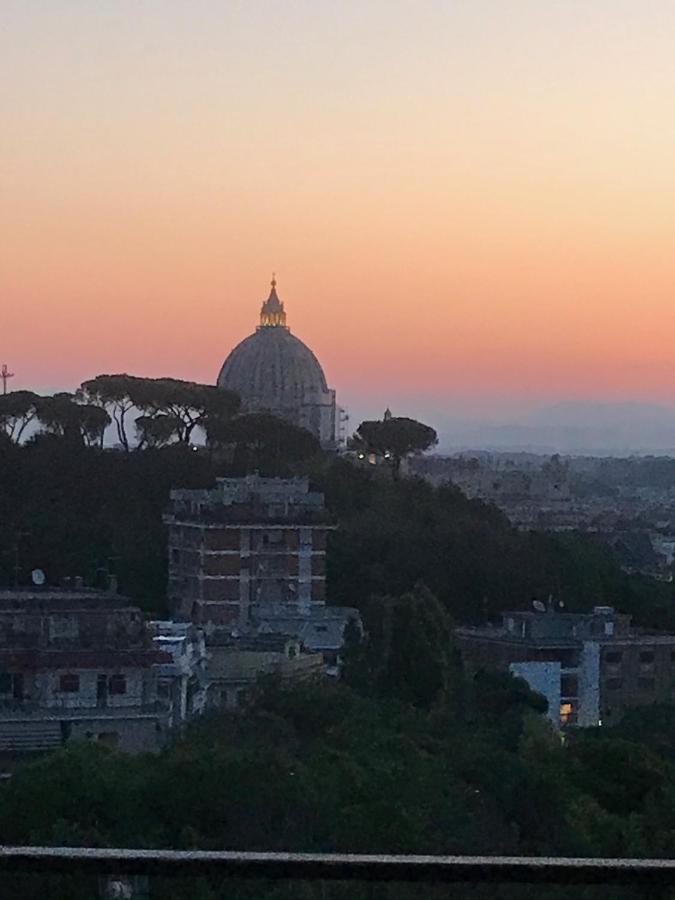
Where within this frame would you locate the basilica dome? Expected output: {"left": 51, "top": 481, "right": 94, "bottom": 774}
{"left": 217, "top": 279, "right": 337, "bottom": 446}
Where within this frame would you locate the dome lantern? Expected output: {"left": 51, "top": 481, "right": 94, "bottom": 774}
{"left": 259, "top": 275, "right": 287, "bottom": 329}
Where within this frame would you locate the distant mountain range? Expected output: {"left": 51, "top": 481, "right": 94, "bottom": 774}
{"left": 434, "top": 402, "right": 675, "bottom": 456}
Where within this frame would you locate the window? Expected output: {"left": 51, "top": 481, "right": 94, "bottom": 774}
{"left": 561, "top": 675, "right": 578, "bottom": 697}
{"left": 605, "top": 678, "right": 622, "bottom": 690}
{"left": 108, "top": 674, "right": 127, "bottom": 695}
{"left": 639, "top": 650, "right": 655, "bottom": 664}
{"left": 560, "top": 702, "right": 577, "bottom": 726}
{"left": 59, "top": 673, "right": 80, "bottom": 693}
{"left": 638, "top": 677, "right": 656, "bottom": 691}
{"left": 557, "top": 649, "right": 580, "bottom": 668}
{"left": 49, "top": 616, "right": 79, "bottom": 641}
{"left": 0, "top": 673, "right": 12, "bottom": 694}
{"left": 604, "top": 651, "right": 622, "bottom": 664}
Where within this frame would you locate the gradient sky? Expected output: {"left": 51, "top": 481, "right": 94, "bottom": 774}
{"left": 3, "top": 1, "right": 675, "bottom": 428}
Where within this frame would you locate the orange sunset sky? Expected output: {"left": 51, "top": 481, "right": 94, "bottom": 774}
{"left": 3, "top": 1, "right": 675, "bottom": 429}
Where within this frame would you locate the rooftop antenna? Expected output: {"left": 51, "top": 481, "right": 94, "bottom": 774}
{"left": 1, "top": 364, "right": 14, "bottom": 395}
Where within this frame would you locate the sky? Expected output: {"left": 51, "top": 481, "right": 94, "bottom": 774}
{"left": 3, "top": 1, "right": 675, "bottom": 437}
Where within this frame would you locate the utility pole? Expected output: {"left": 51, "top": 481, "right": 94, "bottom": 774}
{"left": 1, "top": 364, "right": 14, "bottom": 395}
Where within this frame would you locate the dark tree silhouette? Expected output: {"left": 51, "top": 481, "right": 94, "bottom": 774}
{"left": 0, "top": 390, "right": 40, "bottom": 442}
{"left": 352, "top": 415, "right": 438, "bottom": 477}
{"left": 36, "top": 394, "right": 111, "bottom": 447}
{"left": 78, "top": 374, "right": 140, "bottom": 450}
{"left": 205, "top": 412, "right": 320, "bottom": 474}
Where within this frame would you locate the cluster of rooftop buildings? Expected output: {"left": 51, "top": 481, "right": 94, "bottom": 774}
{"left": 4, "top": 470, "right": 675, "bottom": 757}
{"left": 457, "top": 604, "right": 675, "bottom": 729}
{"left": 413, "top": 455, "right": 675, "bottom": 580}
{"left": 0, "top": 476, "right": 358, "bottom": 756}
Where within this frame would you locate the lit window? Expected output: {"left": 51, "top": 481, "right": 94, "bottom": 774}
{"left": 560, "top": 702, "right": 574, "bottom": 725}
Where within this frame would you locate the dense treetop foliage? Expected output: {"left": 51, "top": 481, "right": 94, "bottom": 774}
{"left": 2, "top": 654, "right": 675, "bottom": 898}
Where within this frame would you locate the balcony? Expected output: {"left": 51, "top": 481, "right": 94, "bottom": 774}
{"left": 1, "top": 847, "right": 675, "bottom": 897}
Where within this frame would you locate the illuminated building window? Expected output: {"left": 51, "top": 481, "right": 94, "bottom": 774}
{"left": 560, "top": 702, "right": 575, "bottom": 725}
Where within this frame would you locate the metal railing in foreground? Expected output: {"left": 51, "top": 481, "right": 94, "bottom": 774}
{"left": 0, "top": 847, "right": 675, "bottom": 887}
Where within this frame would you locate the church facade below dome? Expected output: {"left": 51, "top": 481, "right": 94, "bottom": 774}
{"left": 217, "top": 279, "right": 339, "bottom": 447}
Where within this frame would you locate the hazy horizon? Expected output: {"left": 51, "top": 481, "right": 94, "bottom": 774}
{"left": 15, "top": 369, "right": 675, "bottom": 455}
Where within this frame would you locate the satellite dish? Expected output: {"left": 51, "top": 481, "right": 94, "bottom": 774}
{"left": 31, "top": 568, "right": 46, "bottom": 586}
{"left": 532, "top": 600, "right": 546, "bottom": 613}
{"left": 558, "top": 600, "right": 565, "bottom": 609}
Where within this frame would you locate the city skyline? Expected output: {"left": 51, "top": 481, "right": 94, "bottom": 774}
{"left": 4, "top": 2, "right": 675, "bottom": 440}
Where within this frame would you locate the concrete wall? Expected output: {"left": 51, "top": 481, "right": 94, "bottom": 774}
{"left": 509, "top": 661, "right": 561, "bottom": 726}
{"left": 578, "top": 641, "right": 601, "bottom": 727}
{"left": 68, "top": 716, "right": 163, "bottom": 753}
{"left": 40, "top": 669, "right": 148, "bottom": 709}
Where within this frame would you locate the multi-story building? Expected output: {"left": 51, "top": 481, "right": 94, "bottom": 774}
{"left": 456, "top": 605, "right": 675, "bottom": 728}
{"left": 0, "top": 586, "right": 173, "bottom": 754}
{"left": 165, "top": 475, "right": 335, "bottom": 626}
{"left": 165, "top": 475, "right": 360, "bottom": 678}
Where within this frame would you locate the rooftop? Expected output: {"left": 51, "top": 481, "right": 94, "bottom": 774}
{"left": 0, "top": 588, "right": 136, "bottom": 612}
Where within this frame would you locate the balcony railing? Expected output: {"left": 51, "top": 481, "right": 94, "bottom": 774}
{"left": 2, "top": 847, "right": 675, "bottom": 893}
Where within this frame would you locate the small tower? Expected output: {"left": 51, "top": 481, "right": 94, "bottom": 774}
{"left": 258, "top": 276, "right": 288, "bottom": 329}
{"left": 383, "top": 407, "right": 393, "bottom": 421}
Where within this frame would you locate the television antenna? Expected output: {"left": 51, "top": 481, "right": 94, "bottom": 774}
{"left": 1, "top": 364, "right": 14, "bottom": 395}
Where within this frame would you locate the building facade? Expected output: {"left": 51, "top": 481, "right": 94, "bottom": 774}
{"left": 0, "top": 587, "right": 173, "bottom": 754}
{"left": 217, "top": 278, "right": 341, "bottom": 447}
{"left": 457, "top": 606, "right": 675, "bottom": 728}
{"left": 204, "top": 632, "right": 324, "bottom": 710}
{"left": 166, "top": 475, "right": 334, "bottom": 626}
{"left": 165, "top": 475, "right": 360, "bottom": 680}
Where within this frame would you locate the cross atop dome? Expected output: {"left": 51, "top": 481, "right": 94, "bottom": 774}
{"left": 259, "top": 274, "right": 288, "bottom": 329}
